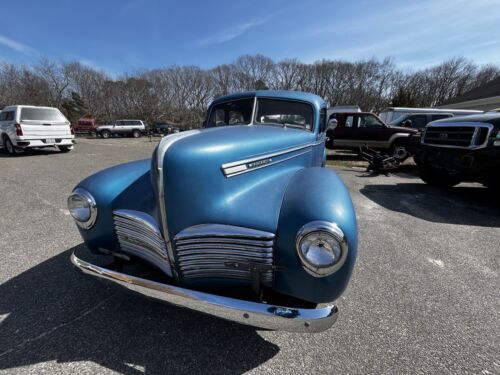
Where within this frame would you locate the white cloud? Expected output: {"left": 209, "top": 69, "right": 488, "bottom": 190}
{"left": 0, "top": 34, "right": 36, "bottom": 54}
{"left": 301, "top": 0, "right": 500, "bottom": 68}
{"left": 195, "top": 17, "right": 271, "bottom": 47}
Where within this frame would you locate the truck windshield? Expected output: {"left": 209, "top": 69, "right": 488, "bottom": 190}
{"left": 207, "top": 98, "right": 313, "bottom": 131}
{"left": 21, "top": 108, "right": 68, "bottom": 123}
{"left": 207, "top": 99, "right": 254, "bottom": 127}
{"left": 255, "top": 99, "right": 313, "bottom": 131}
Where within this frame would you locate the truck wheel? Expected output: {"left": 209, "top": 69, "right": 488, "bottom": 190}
{"left": 4, "top": 137, "right": 18, "bottom": 156}
{"left": 419, "top": 165, "right": 460, "bottom": 188}
{"left": 101, "top": 130, "right": 111, "bottom": 139}
{"left": 59, "top": 145, "right": 73, "bottom": 153}
{"left": 132, "top": 130, "right": 141, "bottom": 138}
{"left": 390, "top": 142, "right": 409, "bottom": 161}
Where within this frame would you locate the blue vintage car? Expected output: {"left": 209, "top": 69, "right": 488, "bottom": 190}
{"left": 68, "top": 90, "right": 358, "bottom": 332}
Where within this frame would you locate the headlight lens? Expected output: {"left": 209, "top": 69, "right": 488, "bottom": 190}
{"left": 296, "top": 221, "right": 348, "bottom": 277}
{"left": 67, "top": 188, "right": 97, "bottom": 229}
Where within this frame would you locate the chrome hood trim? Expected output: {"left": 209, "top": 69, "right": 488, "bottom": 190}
{"left": 221, "top": 143, "right": 313, "bottom": 178}
{"left": 156, "top": 130, "right": 201, "bottom": 279}
{"left": 71, "top": 249, "right": 338, "bottom": 332}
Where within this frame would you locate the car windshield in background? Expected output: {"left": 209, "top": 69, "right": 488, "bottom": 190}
{"left": 21, "top": 108, "right": 67, "bottom": 122}
{"left": 256, "top": 99, "right": 313, "bottom": 131}
{"left": 207, "top": 99, "right": 253, "bottom": 127}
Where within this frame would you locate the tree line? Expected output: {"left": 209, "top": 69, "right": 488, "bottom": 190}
{"left": 0, "top": 55, "right": 498, "bottom": 128}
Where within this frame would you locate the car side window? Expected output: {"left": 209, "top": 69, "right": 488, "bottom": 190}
{"left": 5, "top": 111, "right": 14, "bottom": 121}
{"left": 408, "top": 115, "right": 428, "bottom": 128}
{"left": 345, "top": 115, "right": 356, "bottom": 128}
{"left": 431, "top": 114, "right": 450, "bottom": 121}
{"left": 358, "top": 114, "right": 384, "bottom": 128}
{"left": 0, "top": 112, "right": 6, "bottom": 121}
{"left": 319, "top": 108, "right": 327, "bottom": 133}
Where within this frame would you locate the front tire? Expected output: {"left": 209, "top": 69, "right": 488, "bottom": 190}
{"left": 419, "top": 165, "right": 460, "bottom": 188}
{"left": 132, "top": 130, "right": 141, "bottom": 138}
{"left": 100, "top": 130, "right": 112, "bottom": 139}
{"left": 390, "top": 141, "right": 409, "bottom": 161}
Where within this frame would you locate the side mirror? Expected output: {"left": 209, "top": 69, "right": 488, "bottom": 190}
{"left": 327, "top": 119, "right": 338, "bottom": 131}
{"left": 402, "top": 119, "right": 412, "bottom": 127}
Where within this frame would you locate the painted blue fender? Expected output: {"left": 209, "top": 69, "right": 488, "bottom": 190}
{"left": 74, "top": 159, "right": 156, "bottom": 252}
{"left": 274, "top": 167, "right": 358, "bottom": 303}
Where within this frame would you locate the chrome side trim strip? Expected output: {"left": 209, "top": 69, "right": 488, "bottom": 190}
{"left": 156, "top": 130, "right": 201, "bottom": 279}
{"left": 221, "top": 143, "right": 314, "bottom": 178}
{"left": 71, "top": 250, "right": 338, "bottom": 332}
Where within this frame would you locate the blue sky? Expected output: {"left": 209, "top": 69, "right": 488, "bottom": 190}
{"left": 1, "top": 0, "right": 499, "bottom": 75}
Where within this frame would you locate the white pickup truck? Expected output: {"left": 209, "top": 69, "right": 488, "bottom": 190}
{"left": 0, "top": 105, "right": 75, "bottom": 155}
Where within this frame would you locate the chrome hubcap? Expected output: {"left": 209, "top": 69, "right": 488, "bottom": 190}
{"left": 393, "top": 146, "right": 407, "bottom": 160}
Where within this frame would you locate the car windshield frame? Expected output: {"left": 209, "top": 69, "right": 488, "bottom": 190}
{"left": 254, "top": 98, "right": 314, "bottom": 132}
{"left": 206, "top": 97, "right": 315, "bottom": 132}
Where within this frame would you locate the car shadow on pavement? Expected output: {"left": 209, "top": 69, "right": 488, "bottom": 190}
{"left": 360, "top": 183, "right": 500, "bottom": 227}
{"left": 0, "top": 148, "right": 63, "bottom": 158}
{"left": 0, "top": 244, "right": 279, "bottom": 374}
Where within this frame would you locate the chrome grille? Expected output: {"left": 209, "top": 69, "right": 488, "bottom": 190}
{"left": 174, "top": 224, "right": 275, "bottom": 285}
{"left": 423, "top": 123, "right": 493, "bottom": 149}
{"left": 113, "top": 209, "right": 169, "bottom": 261}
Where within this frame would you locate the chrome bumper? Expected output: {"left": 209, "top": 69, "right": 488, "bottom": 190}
{"left": 71, "top": 250, "right": 338, "bottom": 333}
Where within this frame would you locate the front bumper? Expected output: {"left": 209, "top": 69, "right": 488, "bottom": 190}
{"left": 71, "top": 250, "right": 338, "bottom": 333}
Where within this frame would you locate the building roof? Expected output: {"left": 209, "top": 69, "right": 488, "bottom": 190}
{"left": 443, "top": 76, "right": 500, "bottom": 105}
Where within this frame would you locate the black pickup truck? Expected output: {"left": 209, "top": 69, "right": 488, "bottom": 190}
{"left": 416, "top": 113, "right": 500, "bottom": 191}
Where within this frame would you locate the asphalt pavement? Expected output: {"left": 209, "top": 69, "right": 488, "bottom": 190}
{"left": 0, "top": 138, "right": 498, "bottom": 374}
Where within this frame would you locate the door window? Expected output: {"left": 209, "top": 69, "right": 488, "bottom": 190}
{"left": 358, "top": 114, "right": 384, "bottom": 128}
{"left": 319, "top": 108, "right": 326, "bottom": 133}
{"left": 431, "top": 114, "right": 451, "bottom": 121}
{"left": 408, "top": 115, "right": 428, "bottom": 129}
{"left": 5, "top": 111, "right": 14, "bottom": 121}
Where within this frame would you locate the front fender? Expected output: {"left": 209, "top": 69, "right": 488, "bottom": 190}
{"left": 73, "top": 159, "right": 155, "bottom": 252}
{"left": 274, "top": 167, "right": 358, "bottom": 303}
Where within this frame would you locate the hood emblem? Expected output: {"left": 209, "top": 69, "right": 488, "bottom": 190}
{"left": 247, "top": 158, "right": 272, "bottom": 169}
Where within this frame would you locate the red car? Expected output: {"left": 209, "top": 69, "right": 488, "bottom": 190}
{"left": 72, "top": 118, "right": 99, "bottom": 136}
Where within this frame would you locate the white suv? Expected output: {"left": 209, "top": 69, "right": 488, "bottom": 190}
{"left": 97, "top": 120, "right": 146, "bottom": 138}
{"left": 0, "top": 105, "right": 75, "bottom": 155}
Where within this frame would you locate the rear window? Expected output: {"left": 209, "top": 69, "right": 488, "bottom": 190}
{"left": 21, "top": 108, "right": 67, "bottom": 122}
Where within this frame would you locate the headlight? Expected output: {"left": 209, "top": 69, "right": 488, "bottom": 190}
{"left": 295, "top": 221, "right": 348, "bottom": 277}
{"left": 67, "top": 188, "right": 97, "bottom": 229}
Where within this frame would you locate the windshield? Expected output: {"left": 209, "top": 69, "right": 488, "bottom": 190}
{"left": 207, "top": 99, "right": 253, "bottom": 127}
{"left": 207, "top": 98, "right": 313, "bottom": 132}
{"left": 21, "top": 107, "right": 68, "bottom": 123}
{"left": 255, "top": 99, "right": 313, "bottom": 131}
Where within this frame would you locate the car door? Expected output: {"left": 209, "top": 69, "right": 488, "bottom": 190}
{"left": 114, "top": 120, "right": 126, "bottom": 134}
{"left": 330, "top": 114, "right": 359, "bottom": 147}
{"left": 355, "top": 113, "right": 388, "bottom": 147}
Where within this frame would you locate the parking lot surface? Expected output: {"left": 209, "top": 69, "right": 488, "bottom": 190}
{"left": 1, "top": 138, "right": 498, "bottom": 374}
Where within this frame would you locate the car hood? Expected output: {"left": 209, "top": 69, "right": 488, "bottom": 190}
{"left": 387, "top": 125, "right": 418, "bottom": 133}
{"left": 158, "top": 125, "right": 315, "bottom": 236}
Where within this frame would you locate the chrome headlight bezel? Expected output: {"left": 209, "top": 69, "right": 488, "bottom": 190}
{"left": 295, "top": 221, "right": 348, "bottom": 277}
{"left": 67, "top": 188, "right": 97, "bottom": 230}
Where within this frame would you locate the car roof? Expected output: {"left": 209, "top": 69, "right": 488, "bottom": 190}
{"left": 432, "top": 113, "right": 500, "bottom": 125}
{"left": 2, "top": 105, "right": 59, "bottom": 110}
{"left": 211, "top": 90, "right": 326, "bottom": 109}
